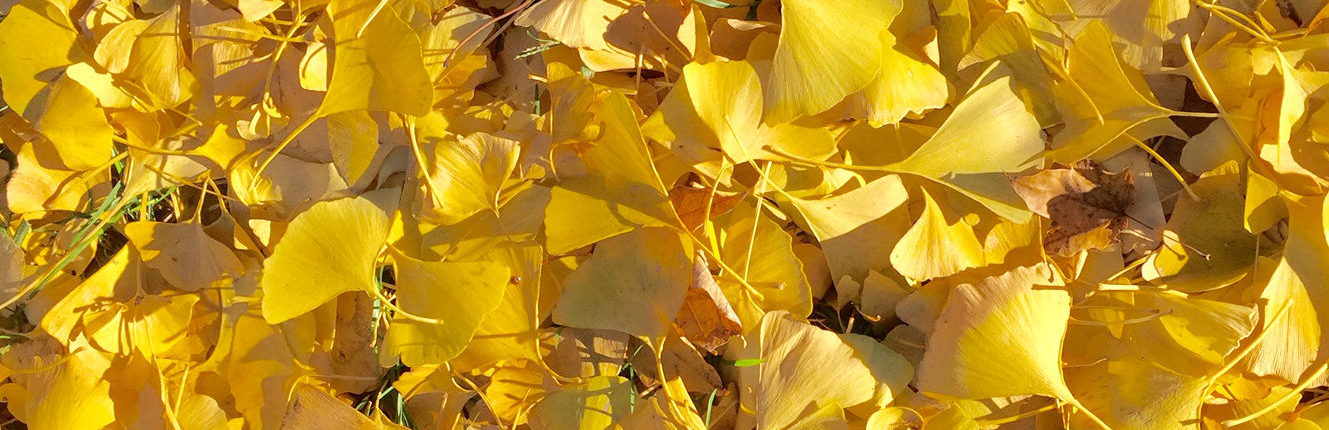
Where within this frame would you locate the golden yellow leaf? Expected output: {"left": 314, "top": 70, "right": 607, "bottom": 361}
{"left": 0, "top": 0, "right": 82, "bottom": 117}
{"left": 23, "top": 345, "right": 117, "bottom": 430}
{"left": 789, "top": 175, "right": 910, "bottom": 282}
{"left": 124, "top": 221, "right": 244, "bottom": 292}
{"left": 450, "top": 244, "right": 546, "bottom": 371}
{"left": 281, "top": 386, "right": 380, "bottom": 429}
{"left": 382, "top": 255, "right": 510, "bottom": 366}
{"left": 320, "top": 0, "right": 432, "bottom": 116}
{"left": 544, "top": 92, "right": 676, "bottom": 254}
{"left": 1143, "top": 162, "right": 1257, "bottom": 291}
{"left": 712, "top": 199, "right": 813, "bottom": 332}
{"left": 889, "top": 189, "right": 985, "bottom": 282}
{"left": 28, "top": 76, "right": 114, "bottom": 171}
{"left": 528, "top": 375, "right": 634, "bottom": 430}
{"left": 643, "top": 60, "right": 835, "bottom": 166}
{"left": 261, "top": 196, "right": 390, "bottom": 323}
{"left": 1065, "top": 354, "right": 1209, "bottom": 430}
{"left": 765, "top": 0, "right": 897, "bottom": 122}
{"left": 735, "top": 311, "right": 880, "bottom": 429}
{"left": 552, "top": 227, "right": 692, "bottom": 338}
{"left": 916, "top": 265, "right": 1072, "bottom": 400}
{"left": 419, "top": 131, "right": 520, "bottom": 224}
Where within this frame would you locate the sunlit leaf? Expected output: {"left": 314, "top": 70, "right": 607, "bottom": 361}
{"left": 261, "top": 196, "right": 390, "bottom": 323}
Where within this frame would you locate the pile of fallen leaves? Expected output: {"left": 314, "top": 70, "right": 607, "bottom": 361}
{"left": 2, "top": 0, "right": 1329, "bottom": 427}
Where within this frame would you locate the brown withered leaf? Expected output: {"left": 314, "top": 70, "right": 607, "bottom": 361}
{"left": 668, "top": 185, "right": 746, "bottom": 231}
{"left": 672, "top": 253, "right": 742, "bottom": 353}
{"left": 1014, "top": 161, "right": 1135, "bottom": 256}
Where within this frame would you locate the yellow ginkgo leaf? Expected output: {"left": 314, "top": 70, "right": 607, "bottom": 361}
{"left": 419, "top": 6, "right": 494, "bottom": 77}
{"left": 125, "top": 5, "right": 197, "bottom": 108}
{"left": 784, "top": 401, "right": 849, "bottom": 430}
{"left": 1063, "top": 18, "right": 1166, "bottom": 114}
{"left": 5, "top": 142, "right": 100, "bottom": 217}
{"left": 1143, "top": 162, "right": 1257, "bottom": 291}
{"left": 282, "top": 385, "right": 380, "bottom": 429}
{"left": 889, "top": 189, "right": 985, "bottom": 282}
{"left": 544, "top": 327, "right": 631, "bottom": 379}
{"left": 552, "top": 227, "right": 692, "bottom": 338}
{"left": 1124, "top": 292, "right": 1256, "bottom": 377}
{"left": 865, "top": 407, "right": 924, "bottom": 430}
{"left": 841, "top": 333, "right": 914, "bottom": 411}
{"left": 203, "top": 297, "right": 302, "bottom": 429}
{"left": 789, "top": 175, "right": 909, "bottom": 283}
{"left": 0, "top": 382, "right": 27, "bottom": 424}
{"left": 450, "top": 244, "right": 546, "bottom": 371}
{"left": 81, "top": 291, "right": 200, "bottom": 358}
{"left": 320, "top": 0, "right": 432, "bottom": 116}
{"left": 40, "top": 247, "right": 138, "bottom": 345}
{"left": 1064, "top": 353, "right": 1209, "bottom": 430}
{"left": 916, "top": 265, "right": 1073, "bottom": 400}
{"left": 858, "top": 270, "right": 913, "bottom": 322}
{"left": 230, "top": 154, "right": 351, "bottom": 220}
{"left": 1046, "top": 21, "right": 1181, "bottom": 164}
{"left": 405, "top": 184, "right": 549, "bottom": 262}
{"left": 1238, "top": 196, "right": 1327, "bottom": 383}
{"left": 544, "top": 69, "right": 600, "bottom": 145}
{"left": 513, "top": 0, "right": 631, "bottom": 50}
{"left": 857, "top": 16, "right": 949, "bottom": 126}
{"left": 91, "top": 5, "right": 197, "bottom": 109}
{"left": 545, "top": 92, "right": 676, "bottom": 254}
{"left": 90, "top": 7, "right": 146, "bottom": 74}
{"left": 235, "top": 0, "right": 283, "bottom": 21}
{"left": 382, "top": 255, "right": 510, "bottom": 367}
{"left": 260, "top": 196, "right": 390, "bottom": 324}
{"left": 325, "top": 110, "right": 380, "bottom": 187}
{"left": 419, "top": 131, "right": 520, "bottom": 225}
{"left": 643, "top": 60, "right": 835, "bottom": 166}
{"left": 23, "top": 344, "right": 117, "bottom": 430}
{"left": 175, "top": 394, "right": 228, "bottom": 430}
{"left": 886, "top": 72, "right": 1042, "bottom": 177}
{"left": 930, "top": 0, "right": 971, "bottom": 74}
{"left": 575, "top": 0, "right": 699, "bottom": 73}
{"left": 0, "top": 0, "right": 82, "bottom": 117}
{"left": 123, "top": 149, "right": 210, "bottom": 200}
{"left": 736, "top": 311, "right": 879, "bottom": 429}
{"left": 124, "top": 221, "right": 244, "bottom": 292}
{"left": 713, "top": 199, "right": 813, "bottom": 332}
{"left": 913, "top": 399, "right": 991, "bottom": 430}
{"left": 1205, "top": 381, "right": 1301, "bottom": 430}
{"left": 765, "top": 0, "right": 898, "bottom": 122}
{"left": 528, "top": 375, "right": 634, "bottom": 430}
{"left": 28, "top": 75, "right": 114, "bottom": 171}
{"left": 868, "top": 69, "right": 1038, "bottom": 222}
{"left": 1257, "top": 54, "right": 1329, "bottom": 195}
{"left": 960, "top": 12, "right": 1058, "bottom": 125}
{"left": 1244, "top": 166, "right": 1286, "bottom": 233}
{"left": 482, "top": 360, "right": 558, "bottom": 426}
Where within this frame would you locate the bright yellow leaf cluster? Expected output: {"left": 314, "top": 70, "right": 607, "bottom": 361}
{"left": 1, "top": 0, "right": 1329, "bottom": 428}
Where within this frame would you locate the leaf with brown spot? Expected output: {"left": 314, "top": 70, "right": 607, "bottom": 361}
{"left": 668, "top": 185, "right": 746, "bottom": 231}
{"left": 672, "top": 253, "right": 742, "bottom": 354}
{"left": 1015, "top": 161, "right": 1135, "bottom": 256}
